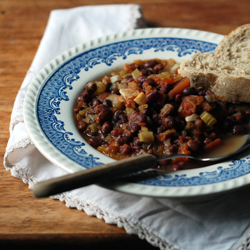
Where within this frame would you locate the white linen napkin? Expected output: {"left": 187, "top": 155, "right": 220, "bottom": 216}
{"left": 4, "top": 4, "right": 250, "bottom": 250}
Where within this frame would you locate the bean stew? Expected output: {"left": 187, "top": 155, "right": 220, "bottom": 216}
{"left": 74, "top": 58, "right": 250, "bottom": 171}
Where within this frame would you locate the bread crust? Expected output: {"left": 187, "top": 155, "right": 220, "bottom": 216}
{"left": 215, "top": 23, "right": 250, "bottom": 57}
{"left": 212, "top": 76, "right": 250, "bottom": 103}
{"left": 178, "top": 24, "right": 250, "bottom": 103}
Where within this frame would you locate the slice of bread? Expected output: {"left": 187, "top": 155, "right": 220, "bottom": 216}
{"left": 178, "top": 24, "right": 250, "bottom": 103}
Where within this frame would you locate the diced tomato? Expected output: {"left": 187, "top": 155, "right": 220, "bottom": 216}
{"left": 150, "top": 74, "right": 161, "bottom": 84}
{"left": 104, "top": 143, "right": 119, "bottom": 154}
{"left": 123, "top": 63, "right": 136, "bottom": 72}
{"left": 111, "top": 129, "right": 124, "bottom": 137}
{"left": 98, "top": 92, "right": 110, "bottom": 101}
{"left": 202, "top": 102, "right": 212, "bottom": 111}
{"left": 157, "top": 132, "right": 167, "bottom": 142}
{"left": 160, "top": 75, "right": 175, "bottom": 85}
{"left": 171, "top": 142, "right": 191, "bottom": 164}
{"left": 179, "top": 95, "right": 204, "bottom": 117}
{"left": 178, "top": 142, "right": 191, "bottom": 155}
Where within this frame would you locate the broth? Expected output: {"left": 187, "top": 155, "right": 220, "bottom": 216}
{"left": 202, "top": 135, "right": 248, "bottom": 158}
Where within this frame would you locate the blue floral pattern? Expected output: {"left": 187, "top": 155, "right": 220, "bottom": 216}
{"left": 36, "top": 37, "right": 250, "bottom": 187}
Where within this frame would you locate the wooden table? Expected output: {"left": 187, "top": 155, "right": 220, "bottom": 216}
{"left": 1, "top": 0, "right": 250, "bottom": 249}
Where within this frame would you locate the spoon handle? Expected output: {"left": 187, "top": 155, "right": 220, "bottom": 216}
{"left": 32, "top": 154, "right": 157, "bottom": 198}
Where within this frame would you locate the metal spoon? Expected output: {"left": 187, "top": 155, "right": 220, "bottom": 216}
{"left": 32, "top": 139, "right": 250, "bottom": 198}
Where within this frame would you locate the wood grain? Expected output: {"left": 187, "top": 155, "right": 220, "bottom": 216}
{"left": 1, "top": 0, "right": 250, "bottom": 249}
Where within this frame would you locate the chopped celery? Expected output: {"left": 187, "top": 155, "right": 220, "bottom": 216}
{"left": 134, "top": 92, "right": 147, "bottom": 105}
{"left": 131, "top": 68, "right": 142, "bottom": 80}
{"left": 110, "top": 82, "right": 118, "bottom": 90}
{"left": 97, "top": 145, "right": 106, "bottom": 152}
{"left": 162, "top": 71, "right": 171, "bottom": 77}
{"left": 125, "top": 107, "right": 134, "bottom": 116}
{"left": 110, "top": 75, "right": 121, "bottom": 83}
{"left": 79, "top": 107, "right": 90, "bottom": 116}
{"left": 119, "top": 70, "right": 127, "bottom": 77}
{"left": 88, "top": 123, "right": 98, "bottom": 133}
{"left": 138, "top": 104, "right": 148, "bottom": 111}
{"left": 140, "top": 149, "right": 147, "bottom": 154}
{"left": 158, "top": 72, "right": 171, "bottom": 79}
{"left": 118, "top": 81, "right": 127, "bottom": 90}
{"left": 86, "top": 113, "right": 97, "bottom": 122}
{"left": 145, "top": 85, "right": 152, "bottom": 92}
{"left": 105, "top": 94, "right": 124, "bottom": 110}
{"left": 139, "top": 131, "right": 154, "bottom": 143}
{"left": 120, "top": 89, "right": 139, "bottom": 100}
{"left": 122, "top": 73, "right": 132, "bottom": 79}
{"left": 104, "top": 135, "right": 112, "bottom": 142}
{"left": 200, "top": 111, "right": 217, "bottom": 127}
{"left": 181, "top": 130, "right": 187, "bottom": 136}
{"left": 93, "top": 81, "right": 106, "bottom": 96}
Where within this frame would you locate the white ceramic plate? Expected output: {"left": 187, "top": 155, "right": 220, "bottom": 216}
{"left": 23, "top": 28, "right": 250, "bottom": 198}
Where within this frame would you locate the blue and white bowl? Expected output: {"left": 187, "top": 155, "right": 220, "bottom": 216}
{"left": 23, "top": 28, "right": 250, "bottom": 197}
